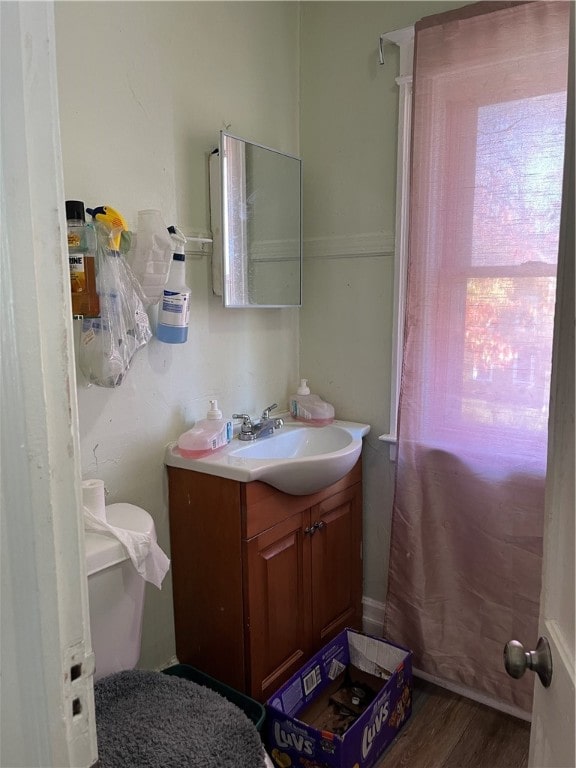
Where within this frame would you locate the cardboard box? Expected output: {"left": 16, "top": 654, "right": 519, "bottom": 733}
{"left": 266, "top": 629, "right": 412, "bottom": 768}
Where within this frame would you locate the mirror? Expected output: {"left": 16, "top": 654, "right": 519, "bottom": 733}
{"left": 210, "top": 131, "right": 302, "bottom": 308}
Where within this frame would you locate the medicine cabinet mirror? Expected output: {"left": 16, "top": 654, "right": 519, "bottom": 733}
{"left": 210, "top": 131, "right": 302, "bottom": 308}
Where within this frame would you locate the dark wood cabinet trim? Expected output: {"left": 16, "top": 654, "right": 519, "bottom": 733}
{"left": 167, "top": 460, "right": 363, "bottom": 701}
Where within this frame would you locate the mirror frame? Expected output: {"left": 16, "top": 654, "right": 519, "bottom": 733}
{"left": 218, "top": 131, "right": 303, "bottom": 309}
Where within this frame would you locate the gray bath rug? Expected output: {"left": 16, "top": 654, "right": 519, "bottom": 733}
{"left": 94, "top": 669, "right": 266, "bottom": 768}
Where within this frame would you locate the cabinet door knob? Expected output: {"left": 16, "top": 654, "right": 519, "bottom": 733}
{"left": 304, "top": 525, "right": 316, "bottom": 536}
{"left": 315, "top": 520, "right": 326, "bottom": 531}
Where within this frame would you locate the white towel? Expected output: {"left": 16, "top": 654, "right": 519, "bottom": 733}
{"left": 82, "top": 479, "right": 170, "bottom": 589}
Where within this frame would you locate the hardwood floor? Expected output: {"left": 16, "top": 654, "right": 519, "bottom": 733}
{"left": 376, "top": 678, "right": 531, "bottom": 768}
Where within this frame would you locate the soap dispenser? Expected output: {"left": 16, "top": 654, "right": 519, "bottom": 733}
{"left": 176, "top": 400, "right": 233, "bottom": 458}
{"left": 289, "top": 379, "right": 335, "bottom": 426}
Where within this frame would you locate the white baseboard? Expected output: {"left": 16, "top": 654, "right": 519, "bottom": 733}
{"left": 413, "top": 667, "right": 531, "bottom": 722}
{"left": 161, "top": 599, "right": 530, "bottom": 722}
{"left": 362, "top": 595, "right": 386, "bottom": 637}
{"left": 360, "top": 596, "right": 531, "bottom": 722}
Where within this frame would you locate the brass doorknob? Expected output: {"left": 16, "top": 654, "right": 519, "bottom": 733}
{"left": 504, "top": 636, "right": 553, "bottom": 688}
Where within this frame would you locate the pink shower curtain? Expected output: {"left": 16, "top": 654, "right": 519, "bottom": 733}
{"left": 383, "top": 1, "right": 569, "bottom": 713}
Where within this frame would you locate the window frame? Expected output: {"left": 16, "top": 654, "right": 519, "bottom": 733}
{"left": 377, "top": 27, "right": 414, "bottom": 461}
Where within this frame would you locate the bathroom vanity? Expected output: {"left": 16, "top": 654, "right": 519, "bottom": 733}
{"left": 166, "top": 462, "right": 363, "bottom": 702}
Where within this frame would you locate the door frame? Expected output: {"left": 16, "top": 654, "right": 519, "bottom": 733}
{"left": 0, "top": 3, "right": 97, "bottom": 766}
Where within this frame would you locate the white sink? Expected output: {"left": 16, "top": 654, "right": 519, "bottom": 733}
{"left": 165, "top": 419, "right": 370, "bottom": 495}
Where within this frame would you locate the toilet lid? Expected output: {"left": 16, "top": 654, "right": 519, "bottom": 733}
{"left": 85, "top": 502, "right": 156, "bottom": 576}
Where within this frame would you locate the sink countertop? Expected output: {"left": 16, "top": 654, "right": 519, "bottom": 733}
{"left": 164, "top": 419, "right": 370, "bottom": 495}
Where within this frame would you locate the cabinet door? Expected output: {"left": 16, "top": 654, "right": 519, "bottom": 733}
{"left": 310, "top": 485, "right": 363, "bottom": 645}
{"left": 244, "top": 511, "right": 313, "bottom": 702}
{"left": 167, "top": 469, "right": 246, "bottom": 691}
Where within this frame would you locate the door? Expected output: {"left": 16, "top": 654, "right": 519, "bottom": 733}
{"left": 1, "top": 2, "right": 97, "bottom": 766}
{"left": 528, "top": 20, "right": 575, "bottom": 766}
{"left": 310, "top": 485, "right": 363, "bottom": 644}
{"left": 245, "top": 510, "right": 313, "bottom": 701}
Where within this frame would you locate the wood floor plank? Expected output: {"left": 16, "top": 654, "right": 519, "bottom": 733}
{"left": 444, "top": 702, "right": 530, "bottom": 768}
{"left": 375, "top": 679, "right": 530, "bottom": 768}
{"left": 376, "top": 681, "right": 478, "bottom": 768}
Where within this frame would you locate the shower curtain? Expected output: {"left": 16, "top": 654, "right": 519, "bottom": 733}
{"left": 383, "top": 1, "right": 570, "bottom": 714}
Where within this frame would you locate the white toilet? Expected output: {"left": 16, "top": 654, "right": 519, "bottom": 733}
{"left": 85, "top": 502, "right": 155, "bottom": 680}
{"left": 85, "top": 503, "right": 275, "bottom": 767}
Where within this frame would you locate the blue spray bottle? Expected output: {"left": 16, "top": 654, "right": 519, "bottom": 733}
{"left": 156, "top": 226, "right": 190, "bottom": 343}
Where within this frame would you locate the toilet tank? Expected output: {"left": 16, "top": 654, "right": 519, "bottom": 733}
{"left": 85, "top": 503, "right": 156, "bottom": 681}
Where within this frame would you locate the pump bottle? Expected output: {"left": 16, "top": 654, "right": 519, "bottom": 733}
{"left": 290, "top": 379, "right": 335, "bottom": 426}
{"left": 156, "top": 226, "right": 190, "bottom": 343}
{"left": 176, "top": 400, "right": 233, "bottom": 458}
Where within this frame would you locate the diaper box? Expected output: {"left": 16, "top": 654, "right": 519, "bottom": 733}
{"left": 266, "top": 628, "right": 412, "bottom": 768}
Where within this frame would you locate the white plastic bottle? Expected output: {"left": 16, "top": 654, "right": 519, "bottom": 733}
{"left": 176, "top": 400, "right": 233, "bottom": 458}
{"left": 156, "top": 226, "right": 190, "bottom": 343}
{"left": 289, "top": 379, "right": 335, "bottom": 426}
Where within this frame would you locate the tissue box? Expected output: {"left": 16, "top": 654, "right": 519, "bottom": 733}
{"left": 265, "top": 629, "right": 412, "bottom": 768}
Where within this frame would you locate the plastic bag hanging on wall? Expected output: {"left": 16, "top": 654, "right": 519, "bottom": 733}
{"left": 129, "top": 209, "right": 174, "bottom": 307}
{"left": 79, "top": 220, "right": 151, "bottom": 387}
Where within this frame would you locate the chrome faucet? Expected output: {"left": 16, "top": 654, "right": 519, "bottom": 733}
{"left": 233, "top": 403, "right": 284, "bottom": 441}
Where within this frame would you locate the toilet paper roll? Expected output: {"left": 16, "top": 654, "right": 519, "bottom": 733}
{"left": 82, "top": 479, "right": 106, "bottom": 521}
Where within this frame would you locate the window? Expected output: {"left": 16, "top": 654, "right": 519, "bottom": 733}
{"left": 416, "top": 59, "right": 567, "bottom": 462}
{"left": 381, "top": 15, "right": 568, "bottom": 466}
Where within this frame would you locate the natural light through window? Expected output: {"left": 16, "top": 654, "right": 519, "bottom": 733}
{"left": 386, "top": 0, "right": 570, "bottom": 713}
{"left": 461, "top": 92, "right": 566, "bottom": 438}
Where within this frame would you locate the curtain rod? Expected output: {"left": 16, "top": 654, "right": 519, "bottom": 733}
{"left": 379, "top": 26, "right": 414, "bottom": 68}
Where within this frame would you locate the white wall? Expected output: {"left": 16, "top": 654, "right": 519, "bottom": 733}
{"left": 54, "top": 0, "right": 472, "bottom": 669}
{"left": 299, "top": 1, "right": 471, "bottom": 610}
{"left": 54, "top": 1, "right": 300, "bottom": 670}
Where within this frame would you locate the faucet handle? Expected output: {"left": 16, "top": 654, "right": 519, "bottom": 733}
{"left": 232, "top": 413, "right": 253, "bottom": 428}
{"left": 261, "top": 403, "right": 278, "bottom": 419}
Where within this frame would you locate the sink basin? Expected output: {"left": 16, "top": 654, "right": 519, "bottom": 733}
{"left": 165, "top": 419, "right": 370, "bottom": 495}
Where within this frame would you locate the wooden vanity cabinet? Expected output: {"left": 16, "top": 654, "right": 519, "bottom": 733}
{"left": 166, "top": 461, "right": 363, "bottom": 702}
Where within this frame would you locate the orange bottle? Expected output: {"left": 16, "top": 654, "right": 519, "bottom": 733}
{"left": 66, "top": 200, "right": 100, "bottom": 318}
